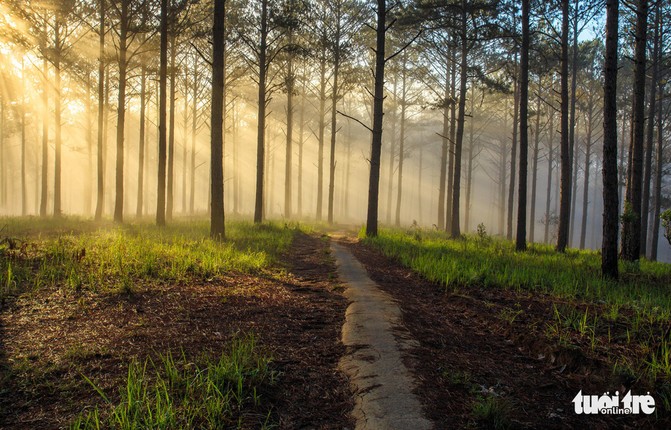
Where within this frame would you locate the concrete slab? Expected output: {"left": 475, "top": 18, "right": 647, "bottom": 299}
{"left": 331, "top": 242, "right": 433, "bottom": 430}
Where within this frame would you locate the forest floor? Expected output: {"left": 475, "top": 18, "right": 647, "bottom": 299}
{"left": 0, "top": 222, "right": 670, "bottom": 429}
{"left": 0, "top": 230, "right": 354, "bottom": 429}
{"left": 345, "top": 236, "right": 670, "bottom": 429}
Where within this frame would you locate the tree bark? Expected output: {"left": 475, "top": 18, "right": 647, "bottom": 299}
{"left": 641, "top": 3, "right": 660, "bottom": 256}
{"left": 254, "top": 0, "right": 268, "bottom": 223}
{"left": 621, "top": 0, "right": 647, "bottom": 261}
{"left": 602, "top": 0, "right": 619, "bottom": 279}
{"left": 285, "top": 35, "right": 295, "bottom": 219}
{"left": 297, "top": 71, "right": 306, "bottom": 217}
{"left": 40, "top": 51, "right": 49, "bottom": 217}
{"left": 386, "top": 75, "right": 397, "bottom": 225}
{"left": 113, "top": 0, "right": 128, "bottom": 224}
{"left": 544, "top": 101, "right": 554, "bottom": 244}
{"left": 167, "top": 31, "right": 177, "bottom": 222}
{"left": 316, "top": 48, "right": 327, "bottom": 221}
{"left": 446, "top": 42, "right": 457, "bottom": 232}
{"left": 650, "top": 81, "right": 664, "bottom": 260}
{"left": 450, "top": 5, "right": 468, "bottom": 238}
{"left": 182, "top": 68, "right": 188, "bottom": 214}
{"left": 437, "top": 53, "right": 450, "bottom": 230}
{"left": 556, "top": 0, "right": 571, "bottom": 252}
{"left": 507, "top": 54, "right": 519, "bottom": 241}
{"left": 20, "top": 58, "right": 26, "bottom": 216}
{"left": 53, "top": 16, "right": 62, "bottom": 217}
{"left": 394, "top": 53, "right": 408, "bottom": 227}
{"left": 210, "top": 0, "right": 226, "bottom": 239}
{"left": 137, "top": 63, "right": 147, "bottom": 218}
{"left": 530, "top": 77, "right": 541, "bottom": 243}
{"left": 190, "top": 52, "right": 198, "bottom": 214}
{"left": 580, "top": 93, "right": 594, "bottom": 249}
{"left": 515, "top": 0, "right": 529, "bottom": 251}
{"left": 569, "top": 130, "right": 579, "bottom": 245}
{"left": 327, "top": 55, "right": 339, "bottom": 224}
{"left": 365, "top": 0, "right": 386, "bottom": 237}
{"left": 0, "top": 98, "right": 4, "bottom": 208}
{"left": 567, "top": 0, "right": 579, "bottom": 244}
{"left": 465, "top": 85, "right": 475, "bottom": 232}
{"left": 156, "top": 0, "right": 169, "bottom": 226}
{"left": 94, "top": 0, "right": 105, "bottom": 221}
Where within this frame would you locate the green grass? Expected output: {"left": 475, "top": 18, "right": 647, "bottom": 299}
{"left": 364, "top": 228, "right": 671, "bottom": 382}
{"left": 71, "top": 334, "right": 275, "bottom": 429}
{"left": 472, "top": 396, "right": 512, "bottom": 429}
{"left": 0, "top": 217, "right": 296, "bottom": 297}
{"left": 362, "top": 228, "right": 671, "bottom": 321}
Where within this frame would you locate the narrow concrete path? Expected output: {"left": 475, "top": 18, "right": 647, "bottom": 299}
{"left": 331, "top": 242, "right": 433, "bottom": 430}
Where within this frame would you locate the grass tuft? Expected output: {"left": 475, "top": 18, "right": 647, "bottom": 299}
{"left": 0, "top": 218, "right": 296, "bottom": 298}
{"left": 70, "top": 334, "right": 275, "bottom": 430}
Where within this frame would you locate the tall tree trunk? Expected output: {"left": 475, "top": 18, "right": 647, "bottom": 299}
{"left": 386, "top": 75, "right": 397, "bottom": 225}
{"left": 190, "top": 53, "right": 198, "bottom": 215}
{"left": 437, "top": 53, "right": 450, "bottom": 230}
{"left": 40, "top": 53, "right": 49, "bottom": 217}
{"left": 580, "top": 95, "right": 594, "bottom": 249}
{"left": 650, "top": 81, "right": 664, "bottom": 261}
{"left": 465, "top": 85, "right": 475, "bottom": 232}
{"left": 569, "top": 133, "right": 579, "bottom": 245}
{"left": 621, "top": 0, "right": 647, "bottom": 261}
{"left": 285, "top": 57, "right": 294, "bottom": 220}
{"left": 328, "top": 36, "right": 341, "bottom": 224}
{"left": 210, "top": 0, "right": 226, "bottom": 239}
{"left": 446, "top": 44, "right": 457, "bottom": 232}
{"left": 137, "top": 63, "right": 147, "bottom": 218}
{"left": 618, "top": 105, "right": 627, "bottom": 205}
{"left": 0, "top": 97, "right": 4, "bottom": 209}
{"left": 54, "top": 17, "right": 62, "bottom": 217}
{"left": 450, "top": 7, "right": 468, "bottom": 238}
{"left": 316, "top": 49, "right": 327, "bottom": 221}
{"left": 499, "top": 98, "right": 508, "bottom": 235}
{"left": 156, "top": 0, "right": 169, "bottom": 226}
{"left": 556, "top": 0, "right": 570, "bottom": 252}
{"left": 515, "top": 0, "right": 529, "bottom": 251}
{"left": 530, "top": 77, "right": 541, "bottom": 243}
{"left": 394, "top": 54, "right": 407, "bottom": 227}
{"left": 20, "top": 58, "right": 26, "bottom": 216}
{"left": 86, "top": 72, "right": 93, "bottom": 215}
{"left": 365, "top": 0, "right": 386, "bottom": 237}
{"left": 641, "top": 3, "right": 660, "bottom": 256}
{"left": 182, "top": 68, "right": 188, "bottom": 214}
{"left": 167, "top": 32, "right": 177, "bottom": 221}
{"left": 296, "top": 74, "right": 307, "bottom": 218}
{"left": 499, "top": 141, "right": 507, "bottom": 234}
{"left": 232, "top": 101, "right": 239, "bottom": 215}
{"left": 567, "top": 0, "right": 579, "bottom": 244}
{"left": 297, "top": 72, "right": 306, "bottom": 217}
{"left": 544, "top": 102, "right": 554, "bottom": 244}
{"left": 94, "top": 0, "right": 105, "bottom": 220}
{"left": 254, "top": 0, "right": 268, "bottom": 223}
{"left": 602, "top": 0, "right": 619, "bottom": 279}
{"left": 507, "top": 55, "right": 519, "bottom": 241}
{"left": 113, "top": 0, "right": 128, "bottom": 224}
{"left": 418, "top": 143, "right": 423, "bottom": 224}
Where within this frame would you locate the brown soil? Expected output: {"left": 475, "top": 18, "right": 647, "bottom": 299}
{"left": 2, "top": 228, "right": 669, "bottom": 430}
{"left": 0, "top": 232, "right": 353, "bottom": 429}
{"left": 345, "top": 238, "right": 670, "bottom": 430}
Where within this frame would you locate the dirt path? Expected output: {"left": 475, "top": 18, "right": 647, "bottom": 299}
{"left": 331, "top": 242, "right": 433, "bottom": 430}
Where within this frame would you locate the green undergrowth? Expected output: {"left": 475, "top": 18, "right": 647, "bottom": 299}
{"left": 363, "top": 228, "right": 671, "bottom": 321}
{"left": 71, "top": 334, "right": 275, "bottom": 429}
{"left": 0, "top": 217, "right": 296, "bottom": 297}
{"left": 364, "top": 227, "right": 671, "bottom": 390}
